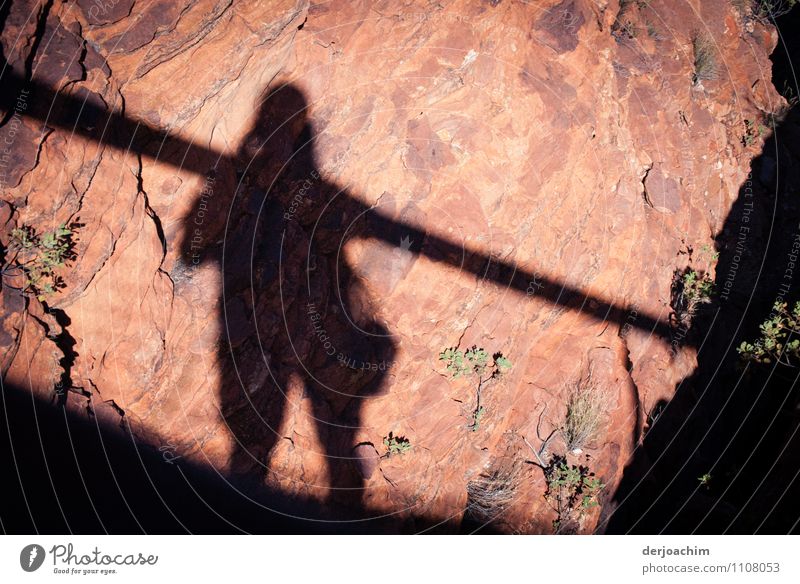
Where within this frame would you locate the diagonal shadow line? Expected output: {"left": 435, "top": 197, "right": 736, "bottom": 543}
{"left": 0, "top": 71, "right": 679, "bottom": 344}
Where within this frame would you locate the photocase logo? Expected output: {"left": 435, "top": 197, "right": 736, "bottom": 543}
{"left": 19, "top": 544, "right": 45, "bottom": 572}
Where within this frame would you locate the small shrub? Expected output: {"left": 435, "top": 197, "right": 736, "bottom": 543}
{"left": 671, "top": 267, "right": 715, "bottom": 327}
{"left": 698, "top": 472, "right": 713, "bottom": 489}
{"left": 468, "top": 406, "right": 485, "bottom": 432}
{"left": 691, "top": 34, "right": 718, "bottom": 85}
{"left": 439, "top": 346, "right": 489, "bottom": 378}
{"left": 699, "top": 243, "right": 720, "bottom": 262}
{"left": 738, "top": 301, "right": 800, "bottom": 366}
{"left": 742, "top": 118, "right": 769, "bottom": 146}
{"left": 3, "top": 223, "right": 76, "bottom": 300}
{"left": 439, "top": 345, "right": 511, "bottom": 380}
{"left": 682, "top": 269, "right": 715, "bottom": 304}
{"left": 440, "top": 346, "right": 511, "bottom": 432}
{"left": 544, "top": 457, "right": 604, "bottom": 533}
{"left": 383, "top": 432, "right": 411, "bottom": 456}
{"left": 561, "top": 380, "right": 608, "bottom": 453}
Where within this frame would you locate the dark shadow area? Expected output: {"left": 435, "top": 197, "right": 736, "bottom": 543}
{"left": 0, "top": 379, "right": 339, "bottom": 533}
{"left": 607, "top": 8, "right": 800, "bottom": 534}
{"left": 1, "top": 380, "right": 508, "bottom": 533}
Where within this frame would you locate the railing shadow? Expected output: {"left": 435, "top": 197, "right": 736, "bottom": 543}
{"left": 0, "top": 69, "right": 676, "bottom": 342}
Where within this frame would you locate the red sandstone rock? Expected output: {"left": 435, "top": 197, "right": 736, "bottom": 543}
{"left": 0, "top": 0, "right": 786, "bottom": 532}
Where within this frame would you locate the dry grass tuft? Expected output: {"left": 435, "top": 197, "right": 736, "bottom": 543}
{"left": 692, "top": 34, "right": 718, "bottom": 85}
{"left": 466, "top": 460, "right": 523, "bottom": 523}
{"left": 561, "top": 380, "right": 609, "bottom": 452}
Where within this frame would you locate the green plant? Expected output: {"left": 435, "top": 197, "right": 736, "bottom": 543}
{"left": 738, "top": 301, "right": 800, "bottom": 366}
{"left": 383, "top": 432, "right": 411, "bottom": 456}
{"left": 561, "top": 380, "right": 608, "bottom": 453}
{"left": 3, "top": 223, "right": 76, "bottom": 300}
{"left": 495, "top": 355, "right": 512, "bottom": 370}
{"left": 691, "top": 33, "right": 718, "bottom": 85}
{"left": 698, "top": 472, "right": 713, "bottom": 489}
{"left": 439, "top": 346, "right": 489, "bottom": 378}
{"left": 671, "top": 267, "right": 715, "bottom": 327}
{"left": 440, "top": 346, "right": 512, "bottom": 432}
{"left": 742, "top": 118, "right": 769, "bottom": 146}
{"left": 683, "top": 269, "right": 715, "bottom": 303}
{"left": 699, "top": 244, "right": 720, "bottom": 261}
{"left": 468, "top": 406, "right": 486, "bottom": 432}
{"left": 544, "top": 457, "right": 604, "bottom": 533}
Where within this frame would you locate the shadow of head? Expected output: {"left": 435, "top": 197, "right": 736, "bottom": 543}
{"left": 177, "top": 83, "right": 316, "bottom": 264}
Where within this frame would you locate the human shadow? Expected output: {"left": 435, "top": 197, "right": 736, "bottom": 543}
{"left": 179, "top": 84, "right": 407, "bottom": 515}
{"left": 607, "top": 12, "right": 800, "bottom": 532}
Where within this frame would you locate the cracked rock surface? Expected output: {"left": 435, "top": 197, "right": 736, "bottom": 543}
{"left": 0, "top": 0, "right": 785, "bottom": 532}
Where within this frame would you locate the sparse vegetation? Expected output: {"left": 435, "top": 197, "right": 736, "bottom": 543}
{"left": 742, "top": 118, "right": 769, "bottom": 146}
{"left": 383, "top": 432, "right": 411, "bottom": 456}
{"left": 466, "top": 460, "right": 523, "bottom": 523}
{"left": 440, "top": 346, "right": 511, "bottom": 432}
{"left": 691, "top": 33, "right": 718, "bottom": 86}
{"left": 612, "top": 0, "right": 639, "bottom": 40}
{"left": 698, "top": 472, "right": 713, "bottom": 489}
{"left": 523, "top": 404, "right": 559, "bottom": 467}
{"left": 561, "top": 379, "right": 608, "bottom": 453}
{"left": 644, "top": 401, "right": 666, "bottom": 434}
{"left": 671, "top": 267, "right": 715, "bottom": 327}
{"left": 699, "top": 244, "right": 720, "bottom": 262}
{"left": 752, "top": 0, "right": 797, "bottom": 21}
{"left": 682, "top": 269, "right": 716, "bottom": 305}
{"left": 468, "top": 406, "right": 486, "bottom": 432}
{"left": 780, "top": 80, "right": 799, "bottom": 109}
{"left": 733, "top": 1, "right": 798, "bottom": 25}
{"left": 521, "top": 380, "right": 607, "bottom": 532}
{"left": 544, "top": 457, "right": 604, "bottom": 533}
{"left": 2, "top": 223, "right": 76, "bottom": 301}
{"left": 440, "top": 346, "right": 493, "bottom": 378}
{"left": 738, "top": 301, "right": 800, "bottom": 366}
